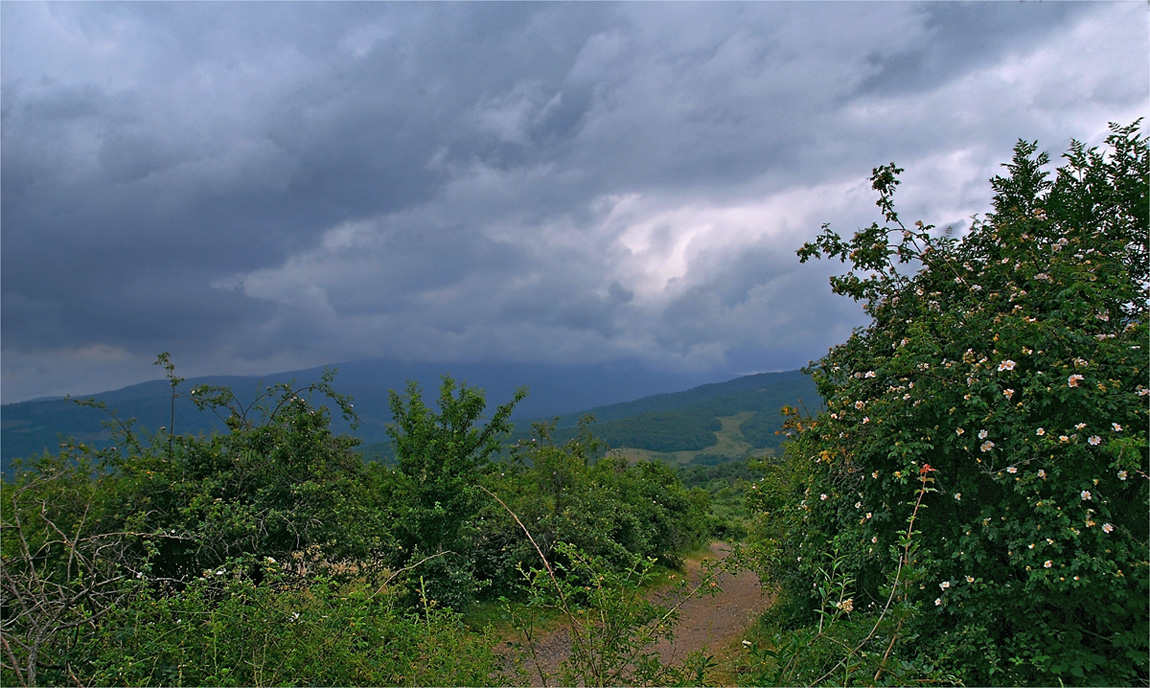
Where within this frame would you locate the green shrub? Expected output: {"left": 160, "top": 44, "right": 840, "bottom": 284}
{"left": 386, "top": 375, "right": 526, "bottom": 609}
{"left": 475, "top": 419, "right": 712, "bottom": 598}
{"left": 749, "top": 121, "right": 1148, "bottom": 686}
{"left": 85, "top": 559, "right": 498, "bottom": 687}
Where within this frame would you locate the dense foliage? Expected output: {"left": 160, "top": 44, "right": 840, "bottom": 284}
{"left": 475, "top": 418, "right": 713, "bottom": 598}
{"left": 85, "top": 565, "right": 499, "bottom": 687}
{"left": 386, "top": 376, "right": 527, "bottom": 609}
{"left": 1, "top": 362, "right": 715, "bottom": 686}
{"left": 749, "top": 121, "right": 1148, "bottom": 685}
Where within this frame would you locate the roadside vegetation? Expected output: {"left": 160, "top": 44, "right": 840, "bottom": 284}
{"left": 1, "top": 363, "right": 717, "bottom": 686}
{"left": 743, "top": 120, "right": 1147, "bottom": 686}
{"left": 2, "top": 120, "right": 1144, "bottom": 686}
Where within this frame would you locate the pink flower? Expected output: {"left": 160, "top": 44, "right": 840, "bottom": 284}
{"left": 1080, "top": 490, "right": 1092, "bottom": 501}
{"left": 1088, "top": 435, "right": 1101, "bottom": 446}
{"left": 998, "top": 360, "right": 1016, "bottom": 372}
{"left": 980, "top": 441, "right": 995, "bottom": 452}
{"left": 1102, "top": 523, "right": 1114, "bottom": 533}
{"left": 1068, "top": 374, "right": 1084, "bottom": 387}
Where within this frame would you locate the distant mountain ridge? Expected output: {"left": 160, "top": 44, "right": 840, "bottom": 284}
{"left": 1, "top": 358, "right": 722, "bottom": 468}
{"left": 546, "top": 369, "right": 817, "bottom": 426}
{"left": 2, "top": 358, "right": 820, "bottom": 473}
{"left": 507, "top": 369, "right": 821, "bottom": 463}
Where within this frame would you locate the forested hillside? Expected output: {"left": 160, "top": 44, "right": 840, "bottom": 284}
{"left": 537, "top": 370, "right": 820, "bottom": 457}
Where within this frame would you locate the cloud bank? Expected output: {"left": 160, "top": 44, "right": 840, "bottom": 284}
{"left": 2, "top": 2, "right": 1146, "bottom": 401}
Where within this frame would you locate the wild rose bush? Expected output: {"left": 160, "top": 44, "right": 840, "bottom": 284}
{"left": 753, "top": 121, "right": 1147, "bottom": 685}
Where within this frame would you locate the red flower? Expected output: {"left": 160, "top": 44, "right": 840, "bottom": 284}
{"left": 919, "top": 464, "right": 936, "bottom": 474}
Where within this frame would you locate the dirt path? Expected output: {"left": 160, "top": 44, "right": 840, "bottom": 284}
{"left": 651, "top": 542, "right": 772, "bottom": 667}
{"left": 499, "top": 542, "right": 772, "bottom": 685}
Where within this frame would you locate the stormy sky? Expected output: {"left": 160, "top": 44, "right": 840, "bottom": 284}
{"left": 2, "top": 1, "right": 1147, "bottom": 403}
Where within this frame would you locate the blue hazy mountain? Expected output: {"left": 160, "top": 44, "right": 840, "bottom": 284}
{"left": 1, "top": 358, "right": 733, "bottom": 469}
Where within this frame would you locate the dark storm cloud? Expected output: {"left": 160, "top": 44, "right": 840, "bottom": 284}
{"left": 2, "top": 1, "right": 1146, "bottom": 401}
{"left": 854, "top": 2, "right": 1090, "bottom": 98}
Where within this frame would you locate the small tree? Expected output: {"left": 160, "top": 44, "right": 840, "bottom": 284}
{"left": 752, "top": 121, "right": 1148, "bottom": 685}
{"left": 387, "top": 376, "right": 526, "bottom": 609}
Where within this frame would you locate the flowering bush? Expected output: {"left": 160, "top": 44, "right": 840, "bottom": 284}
{"left": 752, "top": 121, "right": 1148, "bottom": 685}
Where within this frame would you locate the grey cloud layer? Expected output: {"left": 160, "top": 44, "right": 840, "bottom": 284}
{"left": 2, "top": 2, "right": 1146, "bottom": 401}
